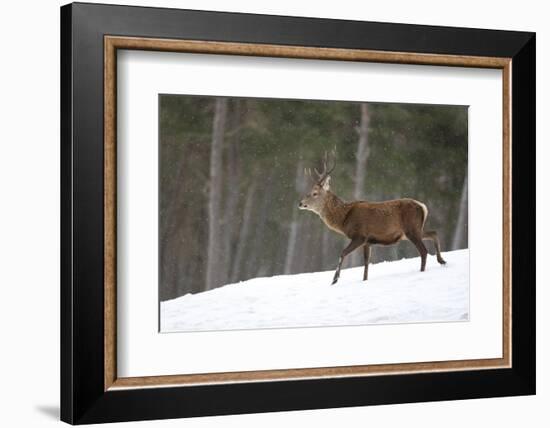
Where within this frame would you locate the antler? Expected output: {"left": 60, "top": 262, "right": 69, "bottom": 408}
{"left": 314, "top": 150, "right": 336, "bottom": 185}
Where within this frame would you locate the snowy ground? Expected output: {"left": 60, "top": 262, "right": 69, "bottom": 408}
{"left": 161, "top": 249, "right": 469, "bottom": 332}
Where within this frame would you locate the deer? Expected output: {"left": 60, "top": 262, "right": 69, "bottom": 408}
{"left": 298, "top": 154, "right": 446, "bottom": 285}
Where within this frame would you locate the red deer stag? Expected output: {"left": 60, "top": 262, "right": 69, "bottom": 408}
{"left": 298, "top": 154, "right": 446, "bottom": 284}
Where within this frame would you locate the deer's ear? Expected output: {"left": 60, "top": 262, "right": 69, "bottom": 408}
{"left": 322, "top": 175, "right": 331, "bottom": 190}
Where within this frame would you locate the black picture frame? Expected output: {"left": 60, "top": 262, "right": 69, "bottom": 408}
{"left": 61, "top": 2, "right": 535, "bottom": 424}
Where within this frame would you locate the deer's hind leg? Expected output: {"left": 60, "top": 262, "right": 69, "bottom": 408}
{"left": 363, "top": 243, "right": 371, "bottom": 281}
{"left": 332, "top": 237, "right": 364, "bottom": 285}
{"left": 422, "top": 230, "right": 447, "bottom": 265}
{"left": 406, "top": 231, "right": 428, "bottom": 272}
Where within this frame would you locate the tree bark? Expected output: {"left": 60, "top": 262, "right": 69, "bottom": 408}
{"left": 220, "top": 101, "right": 242, "bottom": 285}
{"left": 248, "top": 182, "right": 271, "bottom": 278}
{"left": 452, "top": 171, "right": 468, "bottom": 250}
{"left": 322, "top": 228, "right": 332, "bottom": 270}
{"left": 205, "top": 98, "right": 228, "bottom": 291}
{"left": 159, "top": 136, "right": 192, "bottom": 300}
{"left": 354, "top": 103, "right": 371, "bottom": 201}
{"left": 284, "top": 161, "right": 304, "bottom": 274}
{"left": 230, "top": 181, "right": 257, "bottom": 283}
{"left": 349, "top": 103, "right": 371, "bottom": 267}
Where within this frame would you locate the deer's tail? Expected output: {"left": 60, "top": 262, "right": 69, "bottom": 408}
{"left": 415, "top": 200, "right": 428, "bottom": 230}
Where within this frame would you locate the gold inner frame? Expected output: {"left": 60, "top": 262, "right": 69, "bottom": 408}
{"left": 104, "top": 35, "right": 512, "bottom": 391}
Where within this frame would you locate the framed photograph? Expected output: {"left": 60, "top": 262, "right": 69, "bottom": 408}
{"left": 61, "top": 2, "right": 535, "bottom": 424}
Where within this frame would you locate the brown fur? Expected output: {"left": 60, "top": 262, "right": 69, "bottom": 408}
{"left": 299, "top": 178, "right": 446, "bottom": 285}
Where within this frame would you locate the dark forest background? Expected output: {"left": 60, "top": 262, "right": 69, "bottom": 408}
{"left": 159, "top": 95, "right": 468, "bottom": 301}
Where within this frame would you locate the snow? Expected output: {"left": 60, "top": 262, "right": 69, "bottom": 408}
{"left": 161, "top": 249, "right": 469, "bottom": 332}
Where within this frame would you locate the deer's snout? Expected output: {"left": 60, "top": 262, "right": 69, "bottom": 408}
{"left": 298, "top": 201, "right": 307, "bottom": 209}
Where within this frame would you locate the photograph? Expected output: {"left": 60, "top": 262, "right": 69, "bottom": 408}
{"left": 56, "top": 2, "right": 536, "bottom": 424}
{"left": 159, "top": 95, "right": 469, "bottom": 332}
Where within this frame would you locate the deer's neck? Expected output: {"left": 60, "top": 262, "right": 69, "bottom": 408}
{"left": 319, "top": 192, "right": 350, "bottom": 234}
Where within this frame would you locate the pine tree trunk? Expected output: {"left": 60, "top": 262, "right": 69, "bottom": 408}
{"left": 205, "top": 98, "right": 228, "bottom": 291}
{"left": 159, "top": 138, "right": 190, "bottom": 300}
{"left": 220, "top": 101, "right": 242, "bottom": 285}
{"left": 231, "top": 182, "right": 257, "bottom": 283}
{"left": 284, "top": 161, "right": 304, "bottom": 274}
{"left": 354, "top": 104, "right": 370, "bottom": 200}
{"left": 284, "top": 208, "right": 300, "bottom": 275}
{"left": 452, "top": 171, "right": 468, "bottom": 250}
{"left": 349, "top": 103, "right": 370, "bottom": 267}
{"left": 247, "top": 183, "right": 271, "bottom": 278}
{"left": 322, "top": 228, "right": 332, "bottom": 270}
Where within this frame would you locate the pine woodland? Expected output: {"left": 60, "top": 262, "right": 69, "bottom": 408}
{"left": 159, "top": 95, "right": 468, "bottom": 301}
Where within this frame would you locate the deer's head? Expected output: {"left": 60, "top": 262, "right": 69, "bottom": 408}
{"left": 298, "top": 153, "right": 335, "bottom": 214}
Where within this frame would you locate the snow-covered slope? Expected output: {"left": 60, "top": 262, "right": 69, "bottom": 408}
{"left": 161, "top": 249, "right": 469, "bottom": 332}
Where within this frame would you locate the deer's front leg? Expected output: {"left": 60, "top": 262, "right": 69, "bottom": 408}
{"left": 332, "top": 237, "right": 364, "bottom": 285}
